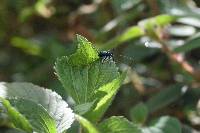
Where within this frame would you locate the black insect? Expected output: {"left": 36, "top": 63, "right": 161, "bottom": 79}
{"left": 98, "top": 51, "right": 114, "bottom": 62}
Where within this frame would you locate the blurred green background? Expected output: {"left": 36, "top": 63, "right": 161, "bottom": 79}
{"left": 0, "top": 0, "right": 200, "bottom": 132}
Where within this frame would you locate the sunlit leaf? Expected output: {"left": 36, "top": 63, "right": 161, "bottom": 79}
{"left": 85, "top": 73, "right": 126, "bottom": 122}
{"left": 55, "top": 35, "right": 125, "bottom": 122}
{"left": 102, "top": 14, "right": 176, "bottom": 50}
{"left": 0, "top": 98, "right": 33, "bottom": 133}
{"left": 55, "top": 57, "right": 119, "bottom": 104}
{"left": 1, "top": 98, "right": 56, "bottom": 133}
{"left": 68, "top": 35, "right": 99, "bottom": 66}
{"left": 34, "top": 0, "right": 53, "bottom": 18}
{"left": 102, "top": 26, "right": 144, "bottom": 50}
{"left": 138, "top": 14, "right": 177, "bottom": 39}
{"left": 0, "top": 82, "right": 75, "bottom": 133}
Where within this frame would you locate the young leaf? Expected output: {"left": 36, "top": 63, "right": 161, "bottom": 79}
{"left": 0, "top": 82, "right": 75, "bottom": 133}
{"left": 98, "top": 116, "right": 141, "bottom": 133}
{"left": 138, "top": 14, "right": 177, "bottom": 39}
{"left": 142, "top": 116, "right": 181, "bottom": 133}
{"left": 129, "top": 103, "right": 148, "bottom": 124}
{"left": 75, "top": 114, "right": 100, "bottom": 133}
{"left": 68, "top": 34, "right": 99, "bottom": 66}
{"left": 55, "top": 35, "right": 125, "bottom": 122}
{"left": 154, "top": 14, "right": 177, "bottom": 26}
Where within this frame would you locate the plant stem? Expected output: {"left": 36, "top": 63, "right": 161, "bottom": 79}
{"left": 157, "top": 39, "right": 200, "bottom": 82}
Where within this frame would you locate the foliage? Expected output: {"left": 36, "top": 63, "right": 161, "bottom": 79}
{"left": 55, "top": 35, "right": 125, "bottom": 123}
{"left": 0, "top": 82, "right": 74, "bottom": 133}
{"left": 0, "top": 0, "right": 200, "bottom": 132}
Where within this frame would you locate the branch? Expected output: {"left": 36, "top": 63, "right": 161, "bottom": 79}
{"left": 157, "top": 39, "right": 200, "bottom": 82}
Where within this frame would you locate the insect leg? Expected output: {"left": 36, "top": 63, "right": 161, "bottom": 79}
{"left": 101, "top": 57, "right": 106, "bottom": 63}
{"left": 109, "top": 55, "right": 114, "bottom": 62}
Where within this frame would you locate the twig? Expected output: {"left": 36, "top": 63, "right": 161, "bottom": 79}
{"left": 157, "top": 39, "right": 200, "bottom": 82}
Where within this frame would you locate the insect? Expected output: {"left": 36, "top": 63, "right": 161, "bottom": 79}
{"left": 98, "top": 51, "right": 114, "bottom": 62}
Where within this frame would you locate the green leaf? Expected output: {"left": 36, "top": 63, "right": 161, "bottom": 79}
{"left": 1, "top": 98, "right": 56, "bottom": 133}
{"left": 146, "top": 84, "right": 187, "bottom": 113}
{"left": 74, "top": 101, "right": 96, "bottom": 115}
{"left": 68, "top": 34, "right": 99, "bottom": 66}
{"left": 118, "top": 27, "right": 144, "bottom": 44}
{"left": 154, "top": 14, "right": 177, "bottom": 26}
{"left": 130, "top": 103, "right": 148, "bottom": 124}
{"left": 0, "top": 98, "right": 33, "bottom": 133}
{"left": 102, "top": 26, "right": 144, "bottom": 50}
{"left": 0, "top": 82, "right": 75, "bottom": 133}
{"left": 138, "top": 14, "right": 177, "bottom": 39}
{"left": 98, "top": 116, "right": 141, "bottom": 133}
{"left": 55, "top": 35, "right": 125, "bottom": 122}
{"left": 76, "top": 114, "right": 99, "bottom": 133}
{"left": 55, "top": 58, "right": 119, "bottom": 104}
{"left": 10, "top": 37, "right": 42, "bottom": 56}
{"left": 34, "top": 0, "right": 52, "bottom": 18}
{"left": 142, "top": 116, "right": 181, "bottom": 133}
{"left": 102, "top": 14, "right": 176, "bottom": 50}
{"left": 174, "top": 32, "right": 200, "bottom": 53}
{"left": 85, "top": 73, "right": 126, "bottom": 122}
